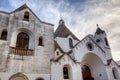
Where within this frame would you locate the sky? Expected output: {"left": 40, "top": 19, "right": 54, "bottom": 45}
{"left": 0, "top": 0, "right": 120, "bottom": 61}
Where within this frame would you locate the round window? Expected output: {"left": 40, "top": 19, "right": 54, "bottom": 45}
{"left": 86, "top": 42, "right": 93, "bottom": 51}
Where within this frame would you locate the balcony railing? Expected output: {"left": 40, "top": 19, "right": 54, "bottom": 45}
{"left": 10, "top": 47, "right": 33, "bottom": 56}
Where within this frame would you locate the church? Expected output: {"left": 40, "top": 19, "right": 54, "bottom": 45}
{"left": 0, "top": 4, "right": 119, "bottom": 80}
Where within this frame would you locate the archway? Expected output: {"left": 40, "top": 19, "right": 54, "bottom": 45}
{"left": 9, "top": 72, "right": 29, "bottom": 80}
{"left": 10, "top": 28, "right": 34, "bottom": 49}
{"left": 81, "top": 53, "right": 108, "bottom": 80}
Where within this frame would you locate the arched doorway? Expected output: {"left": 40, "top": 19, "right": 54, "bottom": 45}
{"left": 82, "top": 65, "right": 94, "bottom": 80}
{"left": 9, "top": 72, "right": 29, "bottom": 80}
{"left": 81, "top": 53, "right": 108, "bottom": 80}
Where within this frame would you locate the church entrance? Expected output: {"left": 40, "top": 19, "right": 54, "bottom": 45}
{"left": 9, "top": 72, "right": 29, "bottom": 80}
{"left": 82, "top": 65, "right": 94, "bottom": 80}
{"left": 81, "top": 53, "right": 108, "bottom": 80}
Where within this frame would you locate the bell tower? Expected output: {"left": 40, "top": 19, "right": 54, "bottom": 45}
{"left": 94, "top": 24, "right": 112, "bottom": 59}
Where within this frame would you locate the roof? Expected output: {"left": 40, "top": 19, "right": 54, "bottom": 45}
{"left": 95, "top": 27, "right": 105, "bottom": 34}
{"left": 54, "top": 41, "right": 63, "bottom": 53}
{"left": 54, "top": 19, "right": 79, "bottom": 41}
{"left": 53, "top": 53, "right": 76, "bottom": 62}
{"left": 107, "top": 59, "right": 120, "bottom": 67}
{"left": 12, "top": 4, "right": 28, "bottom": 13}
{"left": 0, "top": 11, "right": 9, "bottom": 14}
{"left": 54, "top": 40, "right": 72, "bottom": 54}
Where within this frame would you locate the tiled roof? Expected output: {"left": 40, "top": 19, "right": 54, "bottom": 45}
{"left": 54, "top": 19, "right": 79, "bottom": 41}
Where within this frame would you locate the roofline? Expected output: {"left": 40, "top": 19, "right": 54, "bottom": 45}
{"left": 55, "top": 40, "right": 73, "bottom": 54}
{"left": 107, "top": 58, "right": 120, "bottom": 67}
{"left": 52, "top": 53, "right": 77, "bottom": 63}
{"left": 54, "top": 23, "right": 80, "bottom": 41}
{"left": 0, "top": 11, "right": 9, "bottom": 14}
{"left": 73, "top": 34, "right": 105, "bottom": 53}
{"left": 41, "top": 20, "right": 54, "bottom": 26}
{"left": 10, "top": 4, "right": 54, "bottom": 26}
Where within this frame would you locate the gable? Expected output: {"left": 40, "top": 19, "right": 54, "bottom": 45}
{"left": 74, "top": 35, "right": 105, "bottom": 53}
{"left": 72, "top": 35, "right": 109, "bottom": 64}
{"left": 10, "top": 4, "right": 53, "bottom": 26}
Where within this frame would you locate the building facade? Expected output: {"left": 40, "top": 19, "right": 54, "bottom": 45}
{"left": 0, "top": 4, "right": 119, "bottom": 80}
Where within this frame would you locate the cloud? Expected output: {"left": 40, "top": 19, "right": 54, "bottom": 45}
{"left": 3, "top": 0, "right": 120, "bottom": 61}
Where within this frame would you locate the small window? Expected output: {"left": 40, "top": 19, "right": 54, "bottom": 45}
{"left": 1, "top": 30, "right": 7, "bottom": 40}
{"left": 23, "top": 11, "right": 29, "bottom": 21}
{"left": 38, "top": 37, "right": 43, "bottom": 46}
{"left": 96, "top": 39, "right": 100, "bottom": 43}
{"left": 113, "top": 69, "right": 117, "bottom": 79}
{"left": 56, "top": 51, "right": 59, "bottom": 56}
{"left": 69, "top": 38, "right": 73, "bottom": 48}
{"left": 112, "top": 68, "right": 119, "bottom": 79}
{"left": 63, "top": 67, "right": 69, "bottom": 79}
{"left": 105, "top": 38, "right": 109, "bottom": 46}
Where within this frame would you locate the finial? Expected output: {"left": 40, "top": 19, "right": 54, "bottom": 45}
{"left": 59, "top": 16, "right": 64, "bottom": 25}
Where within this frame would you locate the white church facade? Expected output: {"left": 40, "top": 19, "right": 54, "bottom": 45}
{"left": 0, "top": 4, "right": 119, "bottom": 80}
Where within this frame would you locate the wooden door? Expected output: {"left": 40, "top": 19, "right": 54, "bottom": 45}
{"left": 82, "top": 65, "right": 94, "bottom": 80}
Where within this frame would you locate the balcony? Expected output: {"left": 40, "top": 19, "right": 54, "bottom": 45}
{"left": 10, "top": 47, "right": 33, "bottom": 56}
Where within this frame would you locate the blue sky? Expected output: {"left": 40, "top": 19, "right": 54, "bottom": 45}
{"left": 0, "top": 0, "right": 120, "bottom": 61}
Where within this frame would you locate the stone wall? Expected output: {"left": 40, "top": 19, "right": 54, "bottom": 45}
{"left": 0, "top": 7, "right": 54, "bottom": 80}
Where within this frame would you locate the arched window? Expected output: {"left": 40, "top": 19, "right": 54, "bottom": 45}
{"left": 24, "top": 11, "right": 29, "bottom": 21}
{"left": 38, "top": 37, "right": 43, "bottom": 46}
{"left": 112, "top": 68, "right": 119, "bottom": 79}
{"left": 96, "top": 39, "right": 100, "bottom": 43}
{"left": 63, "top": 67, "right": 69, "bottom": 79}
{"left": 16, "top": 32, "right": 29, "bottom": 49}
{"left": 105, "top": 38, "right": 109, "bottom": 46}
{"left": 1, "top": 29, "right": 7, "bottom": 40}
{"left": 69, "top": 38, "right": 73, "bottom": 48}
